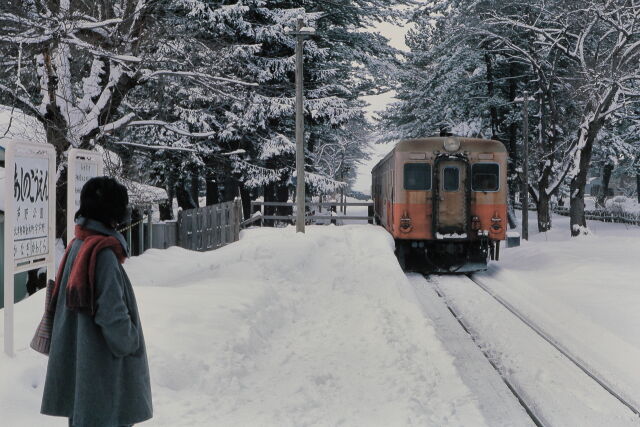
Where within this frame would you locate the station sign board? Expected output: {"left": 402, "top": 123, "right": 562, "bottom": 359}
{"left": 67, "top": 149, "right": 103, "bottom": 241}
{"left": 3, "top": 139, "right": 56, "bottom": 356}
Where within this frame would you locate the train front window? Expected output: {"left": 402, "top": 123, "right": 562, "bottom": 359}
{"left": 404, "top": 163, "right": 431, "bottom": 190}
{"left": 472, "top": 163, "right": 499, "bottom": 191}
{"left": 443, "top": 167, "right": 460, "bottom": 191}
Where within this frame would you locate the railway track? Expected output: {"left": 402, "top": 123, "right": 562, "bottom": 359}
{"left": 428, "top": 273, "right": 640, "bottom": 426}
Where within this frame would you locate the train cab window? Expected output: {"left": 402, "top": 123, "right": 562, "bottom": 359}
{"left": 404, "top": 163, "right": 431, "bottom": 190}
{"left": 443, "top": 167, "right": 460, "bottom": 191}
{"left": 472, "top": 163, "right": 499, "bottom": 192}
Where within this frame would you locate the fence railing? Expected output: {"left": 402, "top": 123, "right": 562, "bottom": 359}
{"left": 514, "top": 203, "right": 640, "bottom": 226}
{"left": 176, "top": 199, "right": 243, "bottom": 251}
{"left": 554, "top": 206, "right": 640, "bottom": 226}
{"left": 121, "top": 200, "right": 243, "bottom": 255}
{"left": 250, "top": 201, "right": 374, "bottom": 226}
{"left": 119, "top": 205, "right": 153, "bottom": 256}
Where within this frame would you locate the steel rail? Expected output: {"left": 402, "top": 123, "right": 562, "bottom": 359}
{"left": 428, "top": 277, "right": 546, "bottom": 427}
{"left": 466, "top": 275, "right": 640, "bottom": 418}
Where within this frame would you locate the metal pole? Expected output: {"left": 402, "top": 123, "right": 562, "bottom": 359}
{"left": 295, "top": 17, "right": 306, "bottom": 233}
{"left": 522, "top": 91, "right": 529, "bottom": 241}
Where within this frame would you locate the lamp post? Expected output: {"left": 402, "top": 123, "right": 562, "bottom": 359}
{"left": 290, "top": 17, "right": 315, "bottom": 233}
{"left": 521, "top": 91, "right": 529, "bottom": 241}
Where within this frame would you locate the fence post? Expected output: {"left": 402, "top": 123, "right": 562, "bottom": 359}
{"left": 236, "top": 200, "right": 241, "bottom": 240}
{"left": 146, "top": 208, "right": 153, "bottom": 250}
{"left": 177, "top": 210, "right": 183, "bottom": 248}
{"left": 228, "top": 202, "right": 235, "bottom": 244}
{"left": 212, "top": 205, "right": 219, "bottom": 248}
{"left": 226, "top": 203, "right": 232, "bottom": 244}
{"left": 205, "top": 206, "right": 212, "bottom": 250}
{"left": 331, "top": 203, "right": 337, "bottom": 225}
{"left": 137, "top": 208, "right": 144, "bottom": 255}
{"left": 126, "top": 216, "right": 132, "bottom": 252}
{"left": 196, "top": 209, "right": 203, "bottom": 251}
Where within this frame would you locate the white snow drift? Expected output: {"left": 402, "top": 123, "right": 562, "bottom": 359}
{"left": 1, "top": 225, "right": 489, "bottom": 426}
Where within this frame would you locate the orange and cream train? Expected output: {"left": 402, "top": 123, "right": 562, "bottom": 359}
{"left": 371, "top": 136, "right": 508, "bottom": 272}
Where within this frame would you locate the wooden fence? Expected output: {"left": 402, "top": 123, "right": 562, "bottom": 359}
{"left": 248, "top": 201, "right": 374, "bottom": 226}
{"left": 176, "top": 199, "right": 243, "bottom": 251}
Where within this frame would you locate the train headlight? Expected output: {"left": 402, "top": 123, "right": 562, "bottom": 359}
{"left": 443, "top": 137, "right": 460, "bottom": 152}
{"left": 491, "top": 213, "right": 502, "bottom": 232}
{"left": 400, "top": 211, "right": 412, "bottom": 233}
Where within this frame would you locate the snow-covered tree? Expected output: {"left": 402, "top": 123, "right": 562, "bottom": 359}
{"left": 0, "top": 0, "right": 254, "bottom": 235}
{"left": 111, "top": 1, "right": 408, "bottom": 221}
{"left": 485, "top": 0, "right": 640, "bottom": 235}
{"left": 239, "top": 0, "right": 411, "bottom": 205}
{"left": 384, "top": 0, "right": 640, "bottom": 235}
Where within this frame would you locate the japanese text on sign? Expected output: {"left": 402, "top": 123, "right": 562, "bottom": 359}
{"left": 12, "top": 156, "right": 49, "bottom": 260}
{"left": 74, "top": 162, "right": 98, "bottom": 212}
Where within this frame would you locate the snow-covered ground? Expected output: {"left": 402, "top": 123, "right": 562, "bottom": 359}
{"left": 2, "top": 211, "right": 639, "bottom": 426}
{"left": 2, "top": 225, "right": 494, "bottom": 426}
{"left": 435, "top": 211, "right": 640, "bottom": 425}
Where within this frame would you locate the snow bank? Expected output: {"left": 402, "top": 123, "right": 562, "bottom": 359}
{"left": 1, "top": 225, "right": 486, "bottom": 426}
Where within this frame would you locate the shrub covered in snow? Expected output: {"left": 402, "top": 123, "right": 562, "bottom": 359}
{"left": 605, "top": 196, "right": 640, "bottom": 216}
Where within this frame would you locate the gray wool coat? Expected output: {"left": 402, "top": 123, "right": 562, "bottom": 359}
{"left": 41, "top": 218, "right": 153, "bottom": 426}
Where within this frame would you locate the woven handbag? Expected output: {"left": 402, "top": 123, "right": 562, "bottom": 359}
{"left": 30, "top": 279, "right": 55, "bottom": 355}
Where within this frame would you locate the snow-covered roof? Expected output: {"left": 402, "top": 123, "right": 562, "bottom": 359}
{"left": 0, "top": 105, "right": 47, "bottom": 144}
{"left": 0, "top": 105, "right": 166, "bottom": 207}
{"left": 121, "top": 178, "right": 168, "bottom": 205}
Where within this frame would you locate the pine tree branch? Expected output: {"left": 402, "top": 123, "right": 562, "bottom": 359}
{"left": 140, "top": 71, "right": 257, "bottom": 87}
{"left": 0, "top": 82, "right": 43, "bottom": 120}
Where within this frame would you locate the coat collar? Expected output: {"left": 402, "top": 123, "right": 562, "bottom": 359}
{"left": 75, "top": 216, "right": 129, "bottom": 257}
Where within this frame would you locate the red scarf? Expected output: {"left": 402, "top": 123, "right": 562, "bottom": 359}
{"left": 49, "top": 225, "right": 127, "bottom": 316}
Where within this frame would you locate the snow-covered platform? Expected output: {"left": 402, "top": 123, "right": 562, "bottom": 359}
{"left": 1, "top": 225, "right": 517, "bottom": 426}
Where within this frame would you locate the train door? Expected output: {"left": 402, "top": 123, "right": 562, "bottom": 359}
{"left": 434, "top": 158, "right": 469, "bottom": 236}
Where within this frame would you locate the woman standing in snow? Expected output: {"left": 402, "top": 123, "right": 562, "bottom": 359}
{"left": 40, "top": 177, "right": 153, "bottom": 426}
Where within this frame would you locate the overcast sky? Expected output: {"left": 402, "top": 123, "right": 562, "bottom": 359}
{"left": 353, "top": 20, "right": 413, "bottom": 195}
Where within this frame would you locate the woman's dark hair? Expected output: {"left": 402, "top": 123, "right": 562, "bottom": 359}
{"left": 75, "top": 176, "right": 129, "bottom": 227}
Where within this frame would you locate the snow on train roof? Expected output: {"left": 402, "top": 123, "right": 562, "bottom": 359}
{"left": 371, "top": 137, "right": 507, "bottom": 172}
{"left": 394, "top": 137, "right": 507, "bottom": 153}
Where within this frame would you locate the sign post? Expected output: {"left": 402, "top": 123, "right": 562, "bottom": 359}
{"left": 67, "top": 149, "right": 103, "bottom": 240}
{"left": 3, "top": 140, "right": 56, "bottom": 357}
